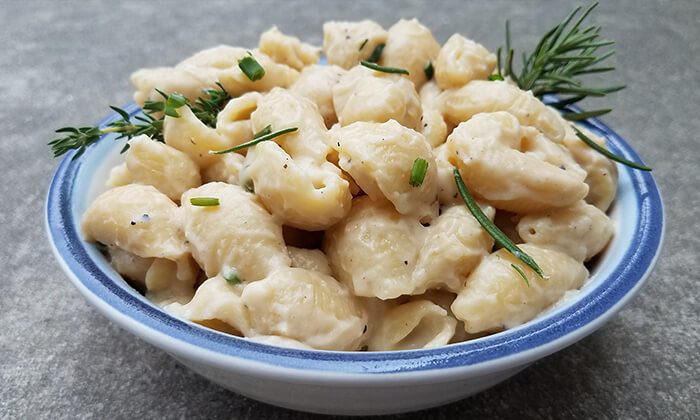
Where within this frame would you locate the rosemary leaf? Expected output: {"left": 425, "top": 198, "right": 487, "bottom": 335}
{"left": 453, "top": 167, "right": 547, "bottom": 279}
{"left": 562, "top": 109, "right": 612, "bottom": 121}
{"left": 253, "top": 124, "right": 272, "bottom": 139}
{"left": 209, "top": 127, "right": 298, "bottom": 155}
{"left": 360, "top": 60, "right": 409, "bottom": 75}
{"left": 572, "top": 126, "right": 652, "bottom": 171}
{"left": 511, "top": 263, "right": 530, "bottom": 287}
{"left": 424, "top": 60, "right": 434, "bottom": 81}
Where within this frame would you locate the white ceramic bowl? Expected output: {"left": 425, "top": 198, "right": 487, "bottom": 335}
{"left": 46, "top": 104, "right": 664, "bottom": 415}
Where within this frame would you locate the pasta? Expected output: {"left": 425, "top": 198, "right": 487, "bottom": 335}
{"left": 83, "top": 21, "right": 618, "bottom": 351}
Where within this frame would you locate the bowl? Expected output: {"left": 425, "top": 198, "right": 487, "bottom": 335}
{"left": 46, "top": 103, "right": 664, "bottom": 415}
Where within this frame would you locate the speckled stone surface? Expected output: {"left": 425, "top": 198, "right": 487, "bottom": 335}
{"left": 1, "top": 0, "right": 698, "bottom": 418}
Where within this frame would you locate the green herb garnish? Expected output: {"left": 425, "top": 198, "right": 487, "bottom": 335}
{"left": 243, "top": 180, "right": 254, "bottom": 193}
{"left": 498, "top": 2, "right": 623, "bottom": 121}
{"left": 252, "top": 124, "right": 272, "bottom": 139}
{"left": 238, "top": 54, "right": 265, "bottom": 81}
{"left": 209, "top": 127, "right": 298, "bottom": 155}
{"left": 223, "top": 266, "right": 241, "bottom": 285}
{"left": 488, "top": 74, "right": 505, "bottom": 81}
{"left": 189, "top": 197, "right": 220, "bottom": 207}
{"left": 453, "top": 167, "right": 547, "bottom": 279}
{"left": 49, "top": 84, "right": 230, "bottom": 159}
{"left": 572, "top": 125, "right": 652, "bottom": 171}
{"left": 360, "top": 60, "right": 409, "bottom": 75}
{"left": 358, "top": 38, "right": 369, "bottom": 51}
{"left": 423, "top": 60, "right": 434, "bottom": 81}
{"left": 409, "top": 158, "right": 429, "bottom": 187}
{"left": 192, "top": 82, "right": 233, "bottom": 127}
{"left": 366, "top": 43, "right": 385, "bottom": 63}
{"left": 511, "top": 263, "right": 530, "bottom": 287}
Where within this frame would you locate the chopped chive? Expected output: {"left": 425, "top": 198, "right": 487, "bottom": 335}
{"left": 209, "top": 127, "right": 298, "bottom": 155}
{"left": 424, "top": 60, "right": 434, "bottom": 81}
{"left": 511, "top": 263, "right": 530, "bottom": 287}
{"left": 252, "top": 124, "right": 272, "bottom": 139}
{"left": 488, "top": 74, "right": 505, "bottom": 81}
{"left": 366, "top": 43, "right": 385, "bottom": 63}
{"left": 189, "top": 197, "right": 220, "bottom": 207}
{"left": 360, "top": 60, "right": 409, "bottom": 75}
{"left": 409, "top": 158, "right": 429, "bottom": 187}
{"left": 358, "top": 38, "right": 368, "bottom": 51}
{"left": 572, "top": 125, "right": 652, "bottom": 171}
{"left": 453, "top": 167, "right": 547, "bottom": 279}
{"left": 223, "top": 266, "right": 241, "bottom": 285}
{"left": 238, "top": 55, "right": 265, "bottom": 81}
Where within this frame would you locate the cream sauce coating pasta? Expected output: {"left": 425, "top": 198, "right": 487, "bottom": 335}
{"left": 446, "top": 112, "right": 589, "bottom": 212}
{"left": 330, "top": 119, "right": 438, "bottom": 220}
{"left": 451, "top": 244, "right": 588, "bottom": 333}
{"left": 86, "top": 18, "right": 618, "bottom": 352}
{"left": 332, "top": 65, "right": 423, "bottom": 130}
{"left": 180, "top": 182, "right": 291, "bottom": 280}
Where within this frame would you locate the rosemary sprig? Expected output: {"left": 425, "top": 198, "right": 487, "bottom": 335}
{"left": 498, "top": 2, "right": 623, "bottom": 121}
{"left": 453, "top": 167, "right": 547, "bottom": 279}
{"left": 358, "top": 38, "right": 369, "bottom": 51}
{"left": 511, "top": 264, "right": 530, "bottom": 287}
{"left": 49, "top": 84, "right": 231, "bottom": 159}
{"left": 209, "top": 126, "right": 298, "bottom": 155}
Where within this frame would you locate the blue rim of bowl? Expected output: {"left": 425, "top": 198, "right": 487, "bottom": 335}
{"left": 46, "top": 103, "right": 664, "bottom": 375}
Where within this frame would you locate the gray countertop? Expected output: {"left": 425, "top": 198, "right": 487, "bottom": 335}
{"left": 2, "top": 0, "right": 698, "bottom": 418}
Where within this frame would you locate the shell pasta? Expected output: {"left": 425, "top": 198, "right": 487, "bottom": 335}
{"left": 82, "top": 20, "right": 617, "bottom": 351}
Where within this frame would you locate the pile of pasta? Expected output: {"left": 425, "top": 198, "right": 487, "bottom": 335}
{"left": 82, "top": 19, "right": 617, "bottom": 351}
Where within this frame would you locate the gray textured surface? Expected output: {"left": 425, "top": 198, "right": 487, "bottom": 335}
{"left": 1, "top": 0, "right": 698, "bottom": 418}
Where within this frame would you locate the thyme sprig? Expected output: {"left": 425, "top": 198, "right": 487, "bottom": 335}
{"left": 497, "top": 2, "right": 623, "bottom": 121}
{"left": 49, "top": 84, "right": 231, "bottom": 159}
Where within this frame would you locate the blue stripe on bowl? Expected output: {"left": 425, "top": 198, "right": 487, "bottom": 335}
{"left": 46, "top": 103, "right": 664, "bottom": 374}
